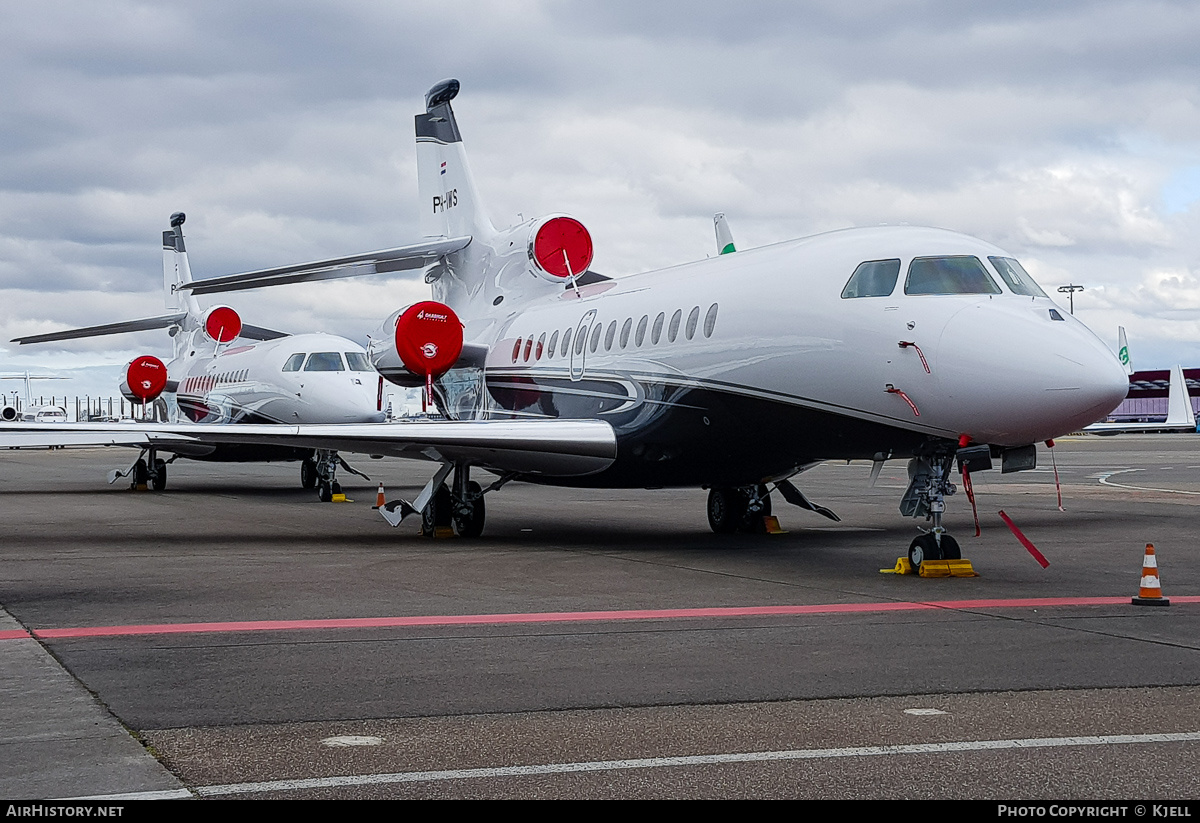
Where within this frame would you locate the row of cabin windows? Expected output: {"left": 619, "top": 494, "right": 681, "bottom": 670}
{"left": 281, "top": 352, "right": 373, "bottom": 372}
{"left": 840, "top": 255, "right": 1048, "bottom": 299}
{"left": 511, "top": 304, "right": 719, "bottom": 364}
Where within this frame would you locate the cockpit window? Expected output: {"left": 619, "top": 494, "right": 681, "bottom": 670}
{"left": 988, "top": 257, "right": 1048, "bottom": 297}
{"left": 282, "top": 353, "right": 305, "bottom": 372}
{"left": 904, "top": 256, "right": 1001, "bottom": 295}
{"left": 841, "top": 259, "right": 901, "bottom": 298}
{"left": 344, "top": 352, "right": 372, "bottom": 372}
{"left": 304, "top": 352, "right": 345, "bottom": 371}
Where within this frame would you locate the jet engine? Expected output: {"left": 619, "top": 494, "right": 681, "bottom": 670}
{"left": 201, "top": 305, "right": 242, "bottom": 343}
{"left": 526, "top": 215, "right": 593, "bottom": 283}
{"left": 1, "top": 404, "right": 16, "bottom": 422}
{"left": 119, "top": 355, "right": 169, "bottom": 403}
{"left": 368, "top": 301, "right": 464, "bottom": 395}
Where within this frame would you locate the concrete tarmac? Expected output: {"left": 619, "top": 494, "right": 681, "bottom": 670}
{"left": 0, "top": 435, "right": 1197, "bottom": 799}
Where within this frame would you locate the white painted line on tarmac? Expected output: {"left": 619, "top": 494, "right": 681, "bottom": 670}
{"left": 194, "top": 731, "right": 1200, "bottom": 796}
{"left": 1098, "top": 468, "right": 1200, "bottom": 495}
{"left": 64, "top": 789, "right": 194, "bottom": 800}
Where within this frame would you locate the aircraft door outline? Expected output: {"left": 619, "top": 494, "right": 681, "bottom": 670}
{"left": 570, "top": 309, "right": 596, "bottom": 382}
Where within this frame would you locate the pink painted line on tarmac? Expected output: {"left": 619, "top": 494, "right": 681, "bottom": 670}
{"left": 18, "top": 595, "right": 1199, "bottom": 640}
{"left": 0, "top": 629, "right": 32, "bottom": 640}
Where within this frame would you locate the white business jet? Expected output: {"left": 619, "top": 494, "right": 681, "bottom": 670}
{"left": 1, "top": 81, "right": 1129, "bottom": 567}
{"left": 9, "top": 213, "right": 385, "bottom": 498}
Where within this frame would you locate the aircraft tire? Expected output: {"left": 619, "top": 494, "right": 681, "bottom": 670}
{"left": 939, "top": 534, "right": 961, "bottom": 560}
{"left": 908, "top": 533, "right": 942, "bottom": 571}
{"left": 453, "top": 481, "right": 485, "bottom": 538}
{"left": 151, "top": 459, "right": 167, "bottom": 492}
{"left": 300, "top": 459, "right": 317, "bottom": 490}
{"left": 317, "top": 480, "right": 333, "bottom": 503}
{"left": 421, "top": 484, "right": 453, "bottom": 537}
{"left": 707, "top": 487, "right": 746, "bottom": 534}
{"left": 132, "top": 458, "right": 150, "bottom": 488}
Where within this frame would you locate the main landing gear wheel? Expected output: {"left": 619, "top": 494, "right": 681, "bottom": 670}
{"left": 421, "top": 483, "right": 453, "bottom": 537}
{"left": 151, "top": 458, "right": 167, "bottom": 491}
{"left": 317, "top": 480, "right": 341, "bottom": 502}
{"left": 132, "top": 458, "right": 149, "bottom": 489}
{"left": 300, "top": 458, "right": 317, "bottom": 490}
{"left": 707, "top": 488, "right": 746, "bottom": 534}
{"left": 452, "top": 480, "right": 485, "bottom": 538}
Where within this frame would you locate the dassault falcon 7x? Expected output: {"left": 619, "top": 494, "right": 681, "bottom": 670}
{"left": 1, "top": 80, "right": 1129, "bottom": 566}
{"left": 7, "top": 213, "right": 385, "bottom": 499}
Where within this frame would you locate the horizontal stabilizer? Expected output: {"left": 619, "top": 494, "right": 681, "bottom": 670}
{"left": 181, "top": 236, "right": 472, "bottom": 296}
{"left": 239, "top": 323, "right": 289, "bottom": 341}
{"left": 12, "top": 314, "right": 188, "bottom": 345}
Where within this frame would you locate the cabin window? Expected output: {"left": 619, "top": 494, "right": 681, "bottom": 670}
{"left": 536, "top": 332, "right": 546, "bottom": 360}
{"left": 841, "top": 259, "right": 901, "bottom": 298}
{"left": 575, "top": 327, "right": 587, "bottom": 356}
{"left": 282, "top": 353, "right": 305, "bottom": 372}
{"left": 512, "top": 339, "right": 522, "bottom": 362}
{"left": 561, "top": 328, "right": 572, "bottom": 358}
{"left": 523, "top": 338, "right": 534, "bottom": 362}
{"left": 904, "top": 256, "right": 1001, "bottom": 295}
{"left": 604, "top": 320, "right": 617, "bottom": 351}
{"left": 668, "top": 309, "right": 682, "bottom": 343}
{"left": 590, "top": 322, "right": 603, "bottom": 353}
{"left": 548, "top": 330, "right": 559, "bottom": 358}
{"left": 304, "top": 352, "right": 345, "bottom": 371}
{"left": 704, "top": 303, "right": 718, "bottom": 337}
{"left": 686, "top": 306, "right": 700, "bottom": 340}
{"left": 988, "top": 257, "right": 1048, "bottom": 297}
{"left": 652, "top": 312, "right": 665, "bottom": 344}
{"left": 620, "top": 318, "right": 632, "bottom": 348}
{"left": 345, "top": 352, "right": 372, "bottom": 371}
{"left": 636, "top": 315, "right": 649, "bottom": 346}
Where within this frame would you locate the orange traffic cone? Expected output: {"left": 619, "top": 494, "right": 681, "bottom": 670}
{"left": 1132, "top": 543, "right": 1170, "bottom": 606}
{"left": 372, "top": 483, "right": 386, "bottom": 510}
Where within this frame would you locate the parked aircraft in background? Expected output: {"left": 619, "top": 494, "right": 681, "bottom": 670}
{"left": 0, "top": 80, "right": 1129, "bottom": 566}
{"left": 1, "top": 373, "right": 69, "bottom": 422}
{"left": 8, "top": 213, "right": 385, "bottom": 499}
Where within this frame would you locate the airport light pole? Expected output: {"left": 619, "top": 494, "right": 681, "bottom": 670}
{"left": 1057, "top": 284, "right": 1084, "bottom": 315}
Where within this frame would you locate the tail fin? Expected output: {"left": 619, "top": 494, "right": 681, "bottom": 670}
{"left": 714, "top": 213, "right": 736, "bottom": 255}
{"left": 1164, "top": 364, "right": 1196, "bottom": 429}
{"left": 1118, "top": 326, "right": 1132, "bottom": 374}
{"left": 415, "top": 79, "right": 495, "bottom": 241}
{"left": 163, "top": 212, "right": 199, "bottom": 316}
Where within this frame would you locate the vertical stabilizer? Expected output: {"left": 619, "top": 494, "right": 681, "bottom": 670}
{"left": 415, "top": 79, "right": 494, "bottom": 241}
{"left": 1118, "top": 326, "right": 1132, "bottom": 374}
{"left": 714, "top": 213, "right": 736, "bottom": 255}
{"left": 1164, "top": 365, "right": 1195, "bottom": 428}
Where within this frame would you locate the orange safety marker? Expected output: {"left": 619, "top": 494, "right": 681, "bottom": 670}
{"left": 1132, "top": 543, "right": 1170, "bottom": 606}
{"left": 372, "top": 483, "right": 386, "bottom": 510}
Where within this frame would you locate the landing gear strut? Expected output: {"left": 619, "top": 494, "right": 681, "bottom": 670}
{"left": 900, "top": 447, "right": 960, "bottom": 570}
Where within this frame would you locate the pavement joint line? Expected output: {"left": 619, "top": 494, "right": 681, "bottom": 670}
{"left": 191, "top": 731, "right": 1200, "bottom": 796}
{"left": 13, "top": 596, "right": 1200, "bottom": 640}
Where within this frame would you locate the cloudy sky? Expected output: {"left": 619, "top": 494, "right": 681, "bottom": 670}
{"left": 3, "top": 1, "right": 1200, "bottom": 400}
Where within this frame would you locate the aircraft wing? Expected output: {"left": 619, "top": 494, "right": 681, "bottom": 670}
{"left": 11, "top": 314, "right": 188, "bottom": 345}
{"left": 180, "top": 236, "right": 472, "bottom": 296}
{"left": 0, "top": 419, "right": 617, "bottom": 477}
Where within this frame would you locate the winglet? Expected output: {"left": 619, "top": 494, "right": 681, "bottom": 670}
{"left": 714, "top": 213, "right": 736, "bottom": 255}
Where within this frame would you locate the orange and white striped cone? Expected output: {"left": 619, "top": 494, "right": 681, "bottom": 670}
{"left": 372, "top": 483, "right": 386, "bottom": 510}
{"left": 1132, "top": 543, "right": 1170, "bottom": 606}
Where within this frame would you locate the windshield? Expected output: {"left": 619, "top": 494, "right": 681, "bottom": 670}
{"left": 905, "top": 256, "right": 1002, "bottom": 295}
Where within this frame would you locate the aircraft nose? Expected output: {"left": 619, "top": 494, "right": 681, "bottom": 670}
{"left": 936, "top": 304, "right": 1129, "bottom": 444}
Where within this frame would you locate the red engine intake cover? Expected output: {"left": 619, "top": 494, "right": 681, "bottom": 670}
{"left": 532, "top": 216, "right": 593, "bottom": 279}
{"left": 394, "top": 301, "right": 463, "bottom": 378}
{"left": 125, "top": 355, "right": 168, "bottom": 402}
{"left": 204, "top": 306, "right": 242, "bottom": 343}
